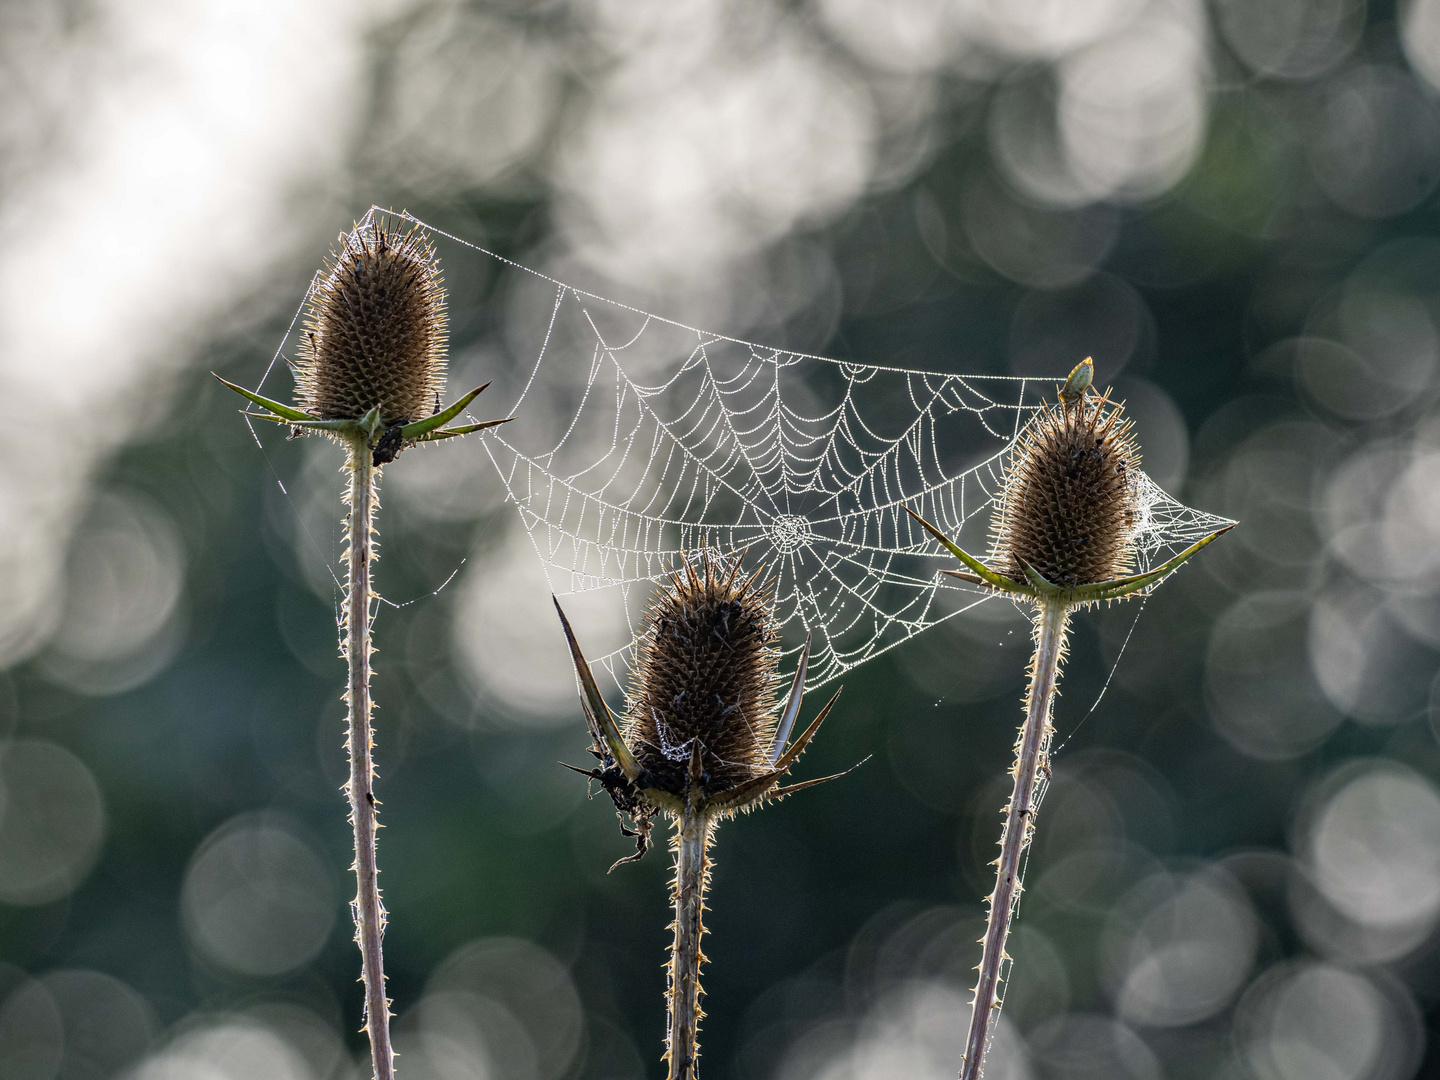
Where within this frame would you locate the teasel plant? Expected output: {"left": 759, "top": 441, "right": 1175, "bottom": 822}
{"left": 906, "top": 358, "right": 1233, "bottom": 1080}
{"left": 553, "top": 554, "right": 853, "bottom": 1080}
{"left": 214, "top": 219, "right": 512, "bottom": 1080}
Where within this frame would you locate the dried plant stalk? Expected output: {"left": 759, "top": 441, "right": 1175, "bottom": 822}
{"left": 668, "top": 806, "right": 713, "bottom": 1080}
{"left": 961, "top": 598, "right": 1067, "bottom": 1080}
{"left": 344, "top": 435, "right": 393, "bottom": 1080}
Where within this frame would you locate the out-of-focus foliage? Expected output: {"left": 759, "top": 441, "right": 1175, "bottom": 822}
{"left": 1, "top": 0, "right": 1439, "bottom": 1077}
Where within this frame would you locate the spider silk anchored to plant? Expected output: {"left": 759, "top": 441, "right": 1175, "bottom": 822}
{"left": 214, "top": 206, "right": 1232, "bottom": 1080}
{"left": 215, "top": 221, "right": 511, "bottom": 1080}
{"left": 555, "top": 554, "right": 855, "bottom": 1080}
{"left": 909, "top": 357, "right": 1232, "bottom": 1080}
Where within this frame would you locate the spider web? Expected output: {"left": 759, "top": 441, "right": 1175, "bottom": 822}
{"left": 261, "top": 208, "right": 1233, "bottom": 693}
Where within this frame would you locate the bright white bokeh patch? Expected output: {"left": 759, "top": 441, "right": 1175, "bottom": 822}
{"left": 781, "top": 982, "right": 1033, "bottom": 1080}
{"left": 453, "top": 526, "right": 632, "bottom": 723}
{"left": 0, "top": 0, "right": 378, "bottom": 669}
{"left": 1058, "top": 10, "right": 1207, "bottom": 203}
{"left": 554, "top": 11, "right": 877, "bottom": 289}
{"left": 129, "top": 1018, "right": 316, "bottom": 1080}
{"left": 816, "top": 0, "right": 972, "bottom": 73}
{"left": 1304, "top": 763, "right": 1440, "bottom": 934}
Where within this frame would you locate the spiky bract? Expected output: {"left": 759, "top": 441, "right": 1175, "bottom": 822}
{"left": 991, "top": 393, "right": 1141, "bottom": 588}
{"left": 296, "top": 222, "right": 447, "bottom": 425}
{"left": 626, "top": 555, "right": 780, "bottom": 800}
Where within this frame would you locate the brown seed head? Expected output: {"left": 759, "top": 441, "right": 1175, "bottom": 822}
{"left": 991, "top": 390, "right": 1141, "bottom": 587}
{"left": 625, "top": 554, "right": 781, "bottom": 800}
{"left": 296, "top": 222, "right": 447, "bottom": 425}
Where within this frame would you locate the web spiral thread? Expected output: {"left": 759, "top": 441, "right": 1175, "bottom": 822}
{"left": 265, "top": 208, "right": 1234, "bottom": 694}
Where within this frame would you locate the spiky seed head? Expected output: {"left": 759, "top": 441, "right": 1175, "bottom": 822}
{"left": 295, "top": 222, "right": 447, "bottom": 426}
{"left": 991, "top": 390, "right": 1141, "bottom": 587}
{"left": 626, "top": 554, "right": 781, "bottom": 800}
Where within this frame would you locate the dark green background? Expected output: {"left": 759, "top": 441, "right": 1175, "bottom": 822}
{"left": 4, "top": 2, "right": 1440, "bottom": 1079}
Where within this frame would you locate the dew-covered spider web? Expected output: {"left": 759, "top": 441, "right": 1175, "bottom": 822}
{"left": 258, "top": 208, "right": 1234, "bottom": 694}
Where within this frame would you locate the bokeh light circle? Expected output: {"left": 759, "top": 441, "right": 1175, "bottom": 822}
{"left": 1206, "top": 592, "right": 1344, "bottom": 760}
{"left": 1213, "top": 0, "right": 1362, "bottom": 80}
{"left": 181, "top": 813, "right": 335, "bottom": 979}
{"left": 0, "top": 975, "right": 62, "bottom": 1080}
{"left": 129, "top": 1018, "right": 315, "bottom": 1080}
{"left": 1235, "top": 961, "right": 1423, "bottom": 1080}
{"left": 1058, "top": 16, "right": 1206, "bottom": 203}
{"left": 426, "top": 936, "right": 584, "bottom": 1080}
{"left": 1026, "top": 1013, "right": 1161, "bottom": 1080}
{"left": 0, "top": 739, "right": 106, "bottom": 906}
{"left": 40, "top": 969, "right": 157, "bottom": 1079}
{"left": 38, "top": 490, "right": 187, "bottom": 696}
{"left": 454, "top": 526, "right": 630, "bottom": 723}
{"left": 1107, "top": 869, "right": 1258, "bottom": 1028}
{"left": 1303, "top": 762, "right": 1440, "bottom": 933}
{"left": 1310, "top": 66, "right": 1440, "bottom": 219}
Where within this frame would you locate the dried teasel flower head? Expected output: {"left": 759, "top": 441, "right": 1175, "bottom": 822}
{"left": 907, "top": 357, "right": 1231, "bottom": 614}
{"left": 554, "top": 552, "right": 846, "bottom": 866}
{"left": 989, "top": 380, "right": 1141, "bottom": 589}
{"left": 627, "top": 553, "right": 781, "bottom": 798}
{"left": 297, "top": 222, "right": 448, "bottom": 427}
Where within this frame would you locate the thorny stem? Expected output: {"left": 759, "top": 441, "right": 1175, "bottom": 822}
{"left": 344, "top": 437, "right": 394, "bottom": 1080}
{"left": 962, "top": 598, "right": 1069, "bottom": 1080}
{"left": 667, "top": 805, "right": 713, "bottom": 1080}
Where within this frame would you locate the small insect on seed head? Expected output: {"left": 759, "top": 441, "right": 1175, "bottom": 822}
{"left": 990, "top": 384, "right": 1141, "bottom": 589}
{"left": 296, "top": 221, "right": 448, "bottom": 432}
{"left": 1058, "top": 356, "right": 1094, "bottom": 405}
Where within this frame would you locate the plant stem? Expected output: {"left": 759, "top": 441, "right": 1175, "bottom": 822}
{"left": 667, "top": 805, "right": 713, "bottom": 1080}
{"left": 961, "top": 597, "right": 1069, "bottom": 1080}
{"left": 344, "top": 436, "right": 394, "bottom": 1080}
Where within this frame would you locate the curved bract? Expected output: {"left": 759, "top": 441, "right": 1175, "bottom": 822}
{"left": 213, "top": 375, "right": 512, "bottom": 466}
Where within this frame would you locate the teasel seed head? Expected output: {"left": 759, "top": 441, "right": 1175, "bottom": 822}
{"left": 216, "top": 216, "right": 512, "bottom": 460}
{"left": 990, "top": 385, "right": 1141, "bottom": 588}
{"left": 907, "top": 357, "right": 1232, "bottom": 610}
{"left": 297, "top": 222, "right": 447, "bottom": 427}
{"left": 626, "top": 553, "right": 781, "bottom": 799}
{"left": 554, "top": 552, "right": 849, "bottom": 866}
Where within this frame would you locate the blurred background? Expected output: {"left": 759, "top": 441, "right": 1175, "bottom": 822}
{"left": 1, "top": 0, "right": 1439, "bottom": 1078}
